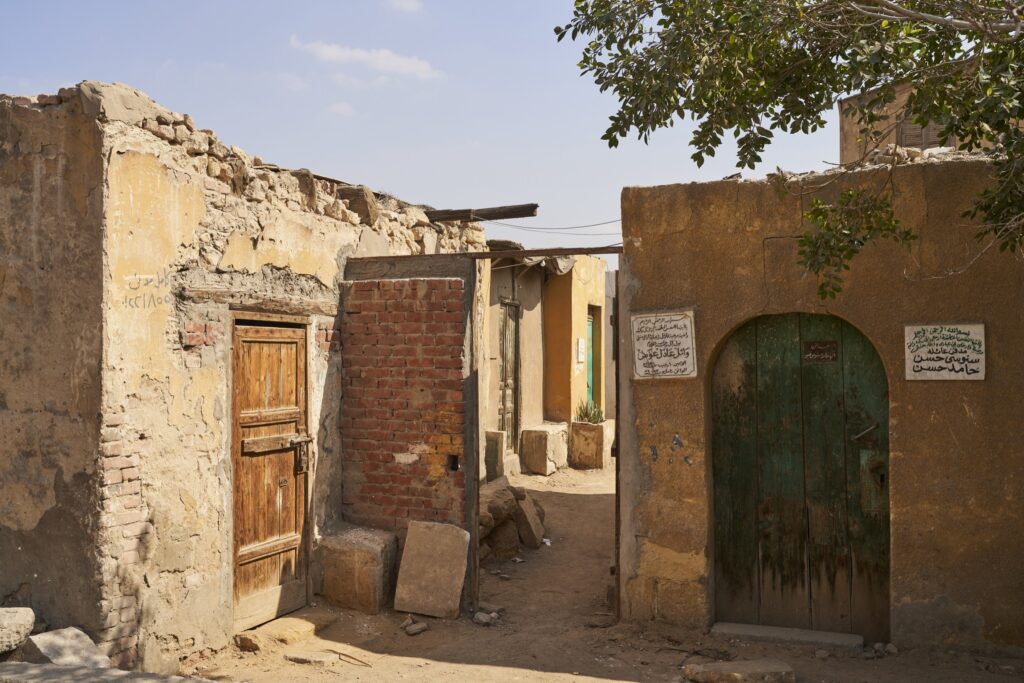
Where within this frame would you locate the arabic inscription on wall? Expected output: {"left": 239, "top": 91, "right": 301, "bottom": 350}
{"left": 904, "top": 324, "right": 985, "bottom": 380}
{"left": 631, "top": 311, "right": 697, "bottom": 379}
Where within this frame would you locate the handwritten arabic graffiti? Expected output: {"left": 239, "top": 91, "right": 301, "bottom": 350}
{"left": 904, "top": 324, "right": 985, "bottom": 380}
{"left": 120, "top": 269, "right": 173, "bottom": 310}
{"left": 631, "top": 310, "right": 697, "bottom": 379}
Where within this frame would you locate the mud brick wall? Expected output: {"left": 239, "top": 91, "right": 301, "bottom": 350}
{"left": 340, "top": 278, "right": 468, "bottom": 534}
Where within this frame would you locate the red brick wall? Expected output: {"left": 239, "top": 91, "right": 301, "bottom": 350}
{"left": 340, "top": 277, "right": 468, "bottom": 533}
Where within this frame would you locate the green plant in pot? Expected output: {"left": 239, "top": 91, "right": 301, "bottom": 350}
{"left": 575, "top": 399, "right": 604, "bottom": 424}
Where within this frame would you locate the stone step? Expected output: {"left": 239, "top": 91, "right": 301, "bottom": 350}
{"left": 712, "top": 622, "right": 864, "bottom": 649}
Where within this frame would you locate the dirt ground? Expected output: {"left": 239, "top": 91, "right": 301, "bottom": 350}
{"left": 194, "top": 468, "right": 1023, "bottom": 682}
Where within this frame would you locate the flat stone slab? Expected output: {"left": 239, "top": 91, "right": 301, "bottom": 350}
{"left": 393, "top": 521, "right": 469, "bottom": 619}
{"left": 683, "top": 658, "right": 795, "bottom": 683}
{"left": 252, "top": 607, "right": 339, "bottom": 645}
{"left": 0, "top": 608, "right": 34, "bottom": 654}
{"left": 14, "top": 627, "right": 110, "bottom": 668}
{"left": 712, "top": 622, "right": 863, "bottom": 649}
{"left": 0, "top": 662, "right": 209, "bottom": 681}
{"left": 512, "top": 495, "right": 545, "bottom": 549}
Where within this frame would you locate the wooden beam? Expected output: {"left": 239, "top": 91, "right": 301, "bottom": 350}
{"left": 425, "top": 203, "right": 539, "bottom": 223}
{"left": 464, "top": 245, "right": 622, "bottom": 260}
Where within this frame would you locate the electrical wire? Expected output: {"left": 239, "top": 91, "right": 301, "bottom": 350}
{"left": 480, "top": 217, "right": 621, "bottom": 230}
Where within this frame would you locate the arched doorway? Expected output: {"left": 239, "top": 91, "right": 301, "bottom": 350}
{"left": 712, "top": 313, "right": 889, "bottom": 641}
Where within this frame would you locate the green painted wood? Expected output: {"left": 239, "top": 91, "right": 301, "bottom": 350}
{"left": 842, "top": 322, "right": 891, "bottom": 642}
{"left": 586, "top": 315, "right": 595, "bottom": 405}
{"left": 799, "top": 314, "right": 853, "bottom": 633}
{"left": 713, "top": 313, "right": 889, "bottom": 639}
{"left": 755, "top": 314, "right": 809, "bottom": 629}
{"left": 712, "top": 319, "right": 760, "bottom": 624}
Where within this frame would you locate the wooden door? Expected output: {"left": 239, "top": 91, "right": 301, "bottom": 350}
{"left": 498, "top": 301, "right": 520, "bottom": 452}
{"left": 712, "top": 313, "right": 890, "bottom": 641}
{"left": 232, "top": 322, "right": 310, "bottom": 631}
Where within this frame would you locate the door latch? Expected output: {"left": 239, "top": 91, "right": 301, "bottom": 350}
{"left": 289, "top": 435, "right": 313, "bottom": 474}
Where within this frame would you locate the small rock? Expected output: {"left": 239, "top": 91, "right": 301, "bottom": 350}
{"left": 173, "top": 125, "right": 190, "bottom": 144}
{"left": 683, "top": 658, "right": 794, "bottom": 683}
{"left": 209, "top": 139, "right": 231, "bottom": 160}
{"left": 499, "top": 573, "right": 511, "bottom": 581}
{"left": 156, "top": 113, "right": 173, "bottom": 125}
{"left": 234, "top": 632, "right": 264, "bottom": 652}
{"left": 861, "top": 650, "right": 877, "bottom": 660}
{"left": 477, "top": 603, "right": 503, "bottom": 614}
{"left": 489, "top": 612, "right": 500, "bottom": 621}
{"left": 253, "top": 155, "right": 265, "bottom": 166}
{"left": 473, "top": 612, "right": 493, "bottom": 626}
{"left": 182, "top": 113, "right": 197, "bottom": 131}
{"left": 488, "top": 569, "right": 501, "bottom": 576}
{"left": 885, "top": 643, "right": 899, "bottom": 656}
{"left": 399, "top": 615, "right": 414, "bottom": 629}
{"left": 873, "top": 642, "right": 885, "bottom": 654}
{"left": 405, "top": 622, "right": 429, "bottom": 636}
{"left": 815, "top": 649, "right": 829, "bottom": 659}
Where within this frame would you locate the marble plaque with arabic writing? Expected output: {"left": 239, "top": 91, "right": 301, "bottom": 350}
{"left": 904, "top": 324, "right": 985, "bottom": 380}
{"left": 631, "top": 311, "right": 697, "bottom": 379}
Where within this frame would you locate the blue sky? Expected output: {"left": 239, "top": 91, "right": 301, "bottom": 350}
{"left": 1, "top": 1, "right": 838, "bottom": 254}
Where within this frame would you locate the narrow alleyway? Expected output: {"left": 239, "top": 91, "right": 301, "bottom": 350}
{"left": 196, "top": 469, "right": 1021, "bottom": 682}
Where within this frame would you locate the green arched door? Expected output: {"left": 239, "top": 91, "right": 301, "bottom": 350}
{"left": 712, "top": 313, "right": 889, "bottom": 641}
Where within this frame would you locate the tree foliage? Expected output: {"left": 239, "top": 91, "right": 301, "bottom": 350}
{"left": 556, "top": 1, "right": 1024, "bottom": 295}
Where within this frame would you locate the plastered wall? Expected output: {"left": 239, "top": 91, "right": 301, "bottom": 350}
{"left": 0, "top": 90, "right": 105, "bottom": 634}
{"left": 618, "top": 158, "right": 1024, "bottom": 653}
{"left": 543, "top": 255, "right": 607, "bottom": 422}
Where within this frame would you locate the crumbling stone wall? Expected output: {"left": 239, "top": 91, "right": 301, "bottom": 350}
{"left": 339, "top": 278, "right": 469, "bottom": 533}
{"left": 0, "top": 81, "right": 485, "bottom": 672}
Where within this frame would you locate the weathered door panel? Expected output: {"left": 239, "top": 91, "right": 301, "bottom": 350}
{"left": 799, "top": 314, "right": 852, "bottom": 633}
{"left": 755, "top": 315, "right": 809, "bottom": 629}
{"left": 712, "top": 320, "right": 759, "bottom": 624}
{"left": 713, "top": 313, "right": 889, "bottom": 639}
{"left": 842, "top": 323, "right": 891, "bottom": 642}
{"left": 232, "top": 324, "right": 309, "bottom": 631}
{"left": 498, "top": 302, "right": 520, "bottom": 451}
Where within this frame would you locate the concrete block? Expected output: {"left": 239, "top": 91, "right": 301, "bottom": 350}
{"left": 393, "top": 521, "right": 470, "bottom": 619}
{"left": 484, "top": 431, "right": 505, "bottom": 481}
{"left": 711, "top": 622, "right": 864, "bottom": 649}
{"left": 0, "top": 608, "right": 34, "bottom": 654}
{"left": 14, "top": 627, "right": 111, "bottom": 668}
{"left": 682, "top": 658, "right": 795, "bottom": 683}
{"left": 317, "top": 525, "right": 398, "bottom": 614}
{"left": 512, "top": 495, "right": 545, "bottom": 549}
{"left": 520, "top": 423, "right": 568, "bottom": 475}
{"left": 569, "top": 421, "right": 605, "bottom": 469}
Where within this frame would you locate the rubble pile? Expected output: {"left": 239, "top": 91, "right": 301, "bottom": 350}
{"left": 478, "top": 477, "right": 546, "bottom": 561}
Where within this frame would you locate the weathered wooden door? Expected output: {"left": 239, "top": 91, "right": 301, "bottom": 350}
{"left": 712, "top": 313, "right": 889, "bottom": 641}
{"left": 232, "top": 321, "right": 310, "bottom": 631}
{"left": 498, "top": 301, "right": 520, "bottom": 451}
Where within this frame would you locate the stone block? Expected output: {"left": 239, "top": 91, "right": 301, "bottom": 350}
{"left": 569, "top": 421, "right": 605, "bottom": 469}
{"left": 520, "top": 423, "right": 568, "bottom": 476}
{"left": 711, "top": 622, "right": 863, "bottom": 649}
{"left": 486, "top": 519, "right": 520, "bottom": 560}
{"left": 484, "top": 431, "right": 505, "bottom": 482}
{"left": 251, "top": 607, "right": 338, "bottom": 645}
{"left": 682, "top": 658, "right": 795, "bottom": 683}
{"left": 512, "top": 495, "right": 545, "bottom": 549}
{"left": 14, "top": 627, "right": 111, "bottom": 668}
{"left": 317, "top": 525, "right": 398, "bottom": 614}
{"left": 337, "top": 185, "right": 379, "bottom": 226}
{"left": 393, "top": 521, "right": 470, "bottom": 619}
{"left": 0, "top": 608, "right": 34, "bottom": 654}
{"left": 479, "top": 476, "right": 517, "bottom": 530}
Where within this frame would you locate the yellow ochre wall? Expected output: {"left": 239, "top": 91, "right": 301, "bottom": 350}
{"left": 543, "top": 255, "right": 606, "bottom": 422}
